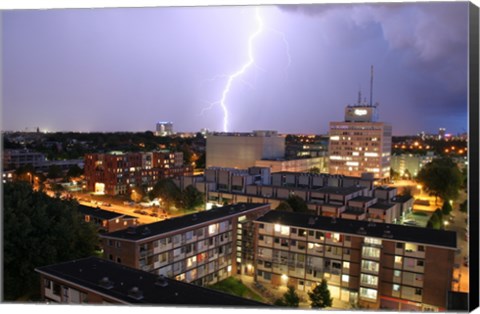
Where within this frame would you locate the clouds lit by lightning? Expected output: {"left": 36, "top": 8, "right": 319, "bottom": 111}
{"left": 200, "top": 7, "right": 292, "bottom": 132}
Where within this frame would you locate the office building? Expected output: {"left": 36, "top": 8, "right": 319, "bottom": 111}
{"left": 206, "top": 130, "right": 285, "bottom": 169}
{"left": 99, "top": 203, "right": 271, "bottom": 286}
{"left": 155, "top": 121, "right": 174, "bottom": 137}
{"left": 35, "top": 256, "right": 267, "bottom": 307}
{"left": 254, "top": 210, "right": 456, "bottom": 311}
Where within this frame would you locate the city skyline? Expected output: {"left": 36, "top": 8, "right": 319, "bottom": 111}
{"left": 2, "top": 2, "right": 470, "bottom": 135}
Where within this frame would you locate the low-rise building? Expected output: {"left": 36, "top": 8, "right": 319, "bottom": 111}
{"left": 253, "top": 210, "right": 457, "bottom": 311}
{"left": 35, "top": 256, "right": 267, "bottom": 307}
{"left": 78, "top": 205, "right": 138, "bottom": 233}
{"left": 99, "top": 203, "right": 270, "bottom": 286}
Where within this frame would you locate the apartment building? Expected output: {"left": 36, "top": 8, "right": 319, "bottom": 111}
{"left": 253, "top": 210, "right": 456, "bottom": 311}
{"left": 328, "top": 104, "right": 392, "bottom": 180}
{"left": 84, "top": 151, "right": 192, "bottom": 195}
{"left": 3, "top": 149, "right": 46, "bottom": 169}
{"left": 99, "top": 203, "right": 270, "bottom": 286}
{"left": 78, "top": 205, "right": 138, "bottom": 233}
{"left": 35, "top": 256, "right": 267, "bottom": 307}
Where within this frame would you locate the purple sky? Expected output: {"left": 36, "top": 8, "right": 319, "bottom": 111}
{"left": 2, "top": 3, "right": 469, "bottom": 135}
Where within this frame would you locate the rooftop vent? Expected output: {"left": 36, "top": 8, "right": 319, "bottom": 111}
{"left": 141, "top": 227, "right": 151, "bottom": 236}
{"left": 98, "top": 277, "right": 114, "bottom": 289}
{"left": 155, "top": 275, "right": 169, "bottom": 287}
{"left": 357, "top": 227, "right": 367, "bottom": 235}
{"left": 128, "top": 286, "right": 143, "bottom": 300}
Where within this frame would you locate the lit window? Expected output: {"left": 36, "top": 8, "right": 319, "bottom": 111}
{"left": 364, "top": 237, "right": 382, "bottom": 245}
{"left": 281, "top": 226, "right": 290, "bottom": 236}
{"left": 362, "top": 247, "right": 380, "bottom": 259}
{"left": 394, "top": 256, "right": 402, "bottom": 264}
{"left": 343, "top": 261, "right": 350, "bottom": 269}
{"left": 393, "top": 284, "right": 400, "bottom": 292}
{"left": 360, "top": 274, "right": 378, "bottom": 286}
{"left": 359, "top": 287, "right": 377, "bottom": 300}
{"left": 394, "top": 270, "right": 401, "bottom": 277}
{"left": 208, "top": 224, "right": 218, "bottom": 235}
{"left": 342, "top": 275, "right": 349, "bottom": 283}
{"left": 361, "top": 260, "right": 379, "bottom": 272}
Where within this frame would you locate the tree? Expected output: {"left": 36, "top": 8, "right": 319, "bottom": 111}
{"left": 308, "top": 279, "right": 333, "bottom": 309}
{"left": 426, "top": 208, "right": 443, "bottom": 229}
{"left": 149, "top": 178, "right": 182, "bottom": 209}
{"left": 47, "top": 164, "right": 63, "bottom": 179}
{"left": 276, "top": 201, "right": 293, "bottom": 212}
{"left": 442, "top": 200, "right": 453, "bottom": 216}
{"left": 182, "top": 185, "right": 204, "bottom": 210}
{"left": 417, "top": 157, "right": 462, "bottom": 205}
{"left": 66, "top": 164, "right": 83, "bottom": 179}
{"left": 460, "top": 199, "right": 468, "bottom": 213}
{"left": 274, "top": 286, "right": 300, "bottom": 307}
{"left": 286, "top": 195, "right": 309, "bottom": 213}
{"left": 3, "top": 182, "right": 98, "bottom": 300}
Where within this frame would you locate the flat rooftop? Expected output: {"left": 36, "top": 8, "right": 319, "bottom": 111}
{"left": 35, "top": 257, "right": 268, "bottom": 307}
{"left": 316, "top": 186, "right": 366, "bottom": 195}
{"left": 368, "top": 202, "right": 396, "bottom": 210}
{"left": 349, "top": 196, "right": 376, "bottom": 203}
{"left": 391, "top": 194, "right": 414, "bottom": 203}
{"left": 102, "top": 203, "right": 268, "bottom": 241}
{"left": 255, "top": 211, "right": 457, "bottom": 249}
{"left": 78, "top": 205, "right": 125, "bottom": 220}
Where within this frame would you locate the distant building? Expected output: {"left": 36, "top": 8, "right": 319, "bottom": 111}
{"left": 438, "top": 128, "right": 446, "bottom": 140}
{"left": 155, "top": 121, "right": 174, "bottom": 137}
{"left": 254, "top": 210, "right": 457, "bottom": 311}
{"left": 84, "top": 151, "right": 192, "bottom": 195}
{"left": 255, "top": 156, "right": 327, "bottom": 173}
{"left": 3, "top": 149, "right": 46, "bottom": 169}
{"left": 391, "top": 153, "right": 435, "bottom": 178}
{"left": 328, "top": 103, "right": 392, "bottom": 180}
{"left": 35, "top": 256, "right": 268, "bottom": 306}
{"left": 77, "top": 204, "right": 138, "bottom": 233}
{"left": 206, "top": 130, "right": 285, "bottom": 169}
{"left": 100, "top": 203, "right": 271, "bottom": 285}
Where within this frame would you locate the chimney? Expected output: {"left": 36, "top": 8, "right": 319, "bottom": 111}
{"left": 155, "top": 275, "right": 169, "bottom": 287}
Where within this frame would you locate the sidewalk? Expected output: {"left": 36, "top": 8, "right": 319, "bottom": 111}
{"left": 237, "top": 274, "right": 351, "bottom": 310}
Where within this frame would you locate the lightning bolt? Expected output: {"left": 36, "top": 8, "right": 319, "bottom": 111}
{"left": 201, "top": 7, "right": 291, "bottom": 132}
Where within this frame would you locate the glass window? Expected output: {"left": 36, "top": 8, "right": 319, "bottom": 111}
{"left": 343, "top": 261, "right": 350, "bottom": 269}
{"left": 393, "top": 284, "right": 400, "bottom": 292}
{"left": 396, "top": 242, "right": 403, "bottom": 249}
{"left": 362, "top": 246, "right": 380, "bottom": 259}
{"left": 281, "top": 226, "right": 290, "bottom": 236}
{"left": 394, "top": 270, "right": 401, "bottom": 277}
{"left": 417, "top": 260, "right": 424, "bottom": 267}
{"left": 360, "top": 274, "right": 378, "bottom": 286}
{"left": 342, "top": 274, "right": 349, "bottom": 282}
{"left": 359, "top": 287, "right": 377, "bottom": 300}
{"left": 395, "top": 256, "right": 402, "bottom": 264}
{"left": 208, "top": 224, "right": 218, "bottom": 235}
{"left": 405, "top": 243, "right": 417, "bottom": 252}
{"left": 361, "top": 260, "right": 379, "bottom": 272}
{"left": 364, "top": 237, "right": 382, "bottom": 245}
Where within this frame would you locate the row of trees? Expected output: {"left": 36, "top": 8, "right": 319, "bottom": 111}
{"left": 146, "top": 178, "right": 205, "bottom": 211}
{"left": 274, "top": 279, "right": 333, "bottom": 308}
{"left": 4, "top": 182, "right": 98, "bottom": 300}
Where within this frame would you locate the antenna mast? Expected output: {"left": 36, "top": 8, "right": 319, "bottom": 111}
{"left": 370, "top": 65, "right": 374, "bottom": 106}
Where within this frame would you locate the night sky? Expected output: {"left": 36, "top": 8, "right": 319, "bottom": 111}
{"left": 1, "top": 2, "right": 470, "bottom": 135}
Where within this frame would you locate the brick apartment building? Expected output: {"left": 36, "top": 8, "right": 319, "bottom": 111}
{"left": 99, "top": 203, "right": 270, "bottom": 286}
{"left": 84, "top": 151, "right": 192, "bottom": 195}
{"left": 253, "top": 211, "right": 456, "bottom": 311}
{"left": 35, "top": 256, "right": 267, "bottom": 307}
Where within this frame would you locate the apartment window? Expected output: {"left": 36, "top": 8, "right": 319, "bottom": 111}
{"left": 308, "top": 230, "right": 314, "bottom": 237}
{"left": 274, "top": 237, "right": 280, "bottom": 244}
{"left": 208, "top": 224, "right": 218, "bottom": 235}
{"left": 418, "top": 245, "right": 425, "bottom": 252}
{"left": 345, "top": 236, "right": 351, "bottom": 241}
{"left": 274, "top": 224, "right": 281, "bottom": 232}
{"left": 315, "top": 231, "right": 324, "bottom": 240}
{"left": 298, "top": 241, "right": 306, "bottom": 250}
{"left": 342, "top": 274, "right": 350, "bottom": 283}
{"left": 291, "top": 228, "right": 297, "bottom": 234}
{"left": 331, "top": 233, "right": 342, "bottom": 243}
{"left": 362, "top": 246, "right": 380, "bottom": 259}
{"left": 44, "top": 279, "right": 52, "bottom": 289}
{"left": 281, "top": 226, "right": 290, "bottom": 236}
{"left": 405, "top": 243, "right": 417, "bottom": 252}
{"left": 259, "top": 224, "right": 264, "bottom": 229}
{"left": 115, "top": 241, "right": 121, "bottom": 248}
{"left": 394, "top": 270, "right": 401, "bottom": 277}
{"left": 364, "top": 237, "right": 382, "bottom": 246}
{"left": 343, "top": 261, "right": 350, "bottom": 269}
{"left": 417, "top": 260, "right": 424, "bottom": 267}
{"left": 53, "top": 283, "right": 61, "bottom": 296}
{"left": 393, "top": 284, "right": 400, "bottom": 292}
{"left": 361, "top": 260, "right": 379, "bottom": 272}
{"left": 415, "top": 288, "right": 422, "bottom": 296}
{"left": 360, "top": 274, "right": 378, "bottom": 286}
{"left": 281, "top": 239, "right": 289, "bottom": 247}
{"left": 359, "top": 287, "right": 377, "bottom": 300}
{"left": 259, "top": 235, "right": 264, "bottom": 241}
{"left": 63, "top": 286, "right": 69, "bottom": 298}
{"left": 396, "top": 243, "right": 404, "bottom": 249}
{"left": 395, "top": 256, "right": 402, "bottom": 264}
{"left": 298, "top": 229, "right": 306, "bottom": 237}
{"left": 185, "top": 231, "right": 193, "bottom": 241}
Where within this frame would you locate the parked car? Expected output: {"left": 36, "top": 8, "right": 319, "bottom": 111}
{"left": 140, "top": 210, "right": 149, "bottom": 215}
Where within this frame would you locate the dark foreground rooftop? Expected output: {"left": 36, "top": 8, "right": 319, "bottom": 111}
{"left": 35, "top": 256, "right": 268, "bottom": 307}
{"left": 256, "top": 211, "right": 457, "bottom": 249}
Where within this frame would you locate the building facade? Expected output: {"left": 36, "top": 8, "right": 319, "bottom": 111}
{"left": 99, "top": 203, "right": 270, "bottom": 286}
{"left": 328, "top": 104, "right": 392, "bottom": 180}
{"left": 84, "top": 151, "right": 192, "bottom": 195}
{"left": 206, "top": 130, "right": 285, "bottom": 169}
{"left": 78, "top": 205, "right": 138, "bottom": 233}
{"left": 253, "top": 211, "right": 456, "bottom": 311}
